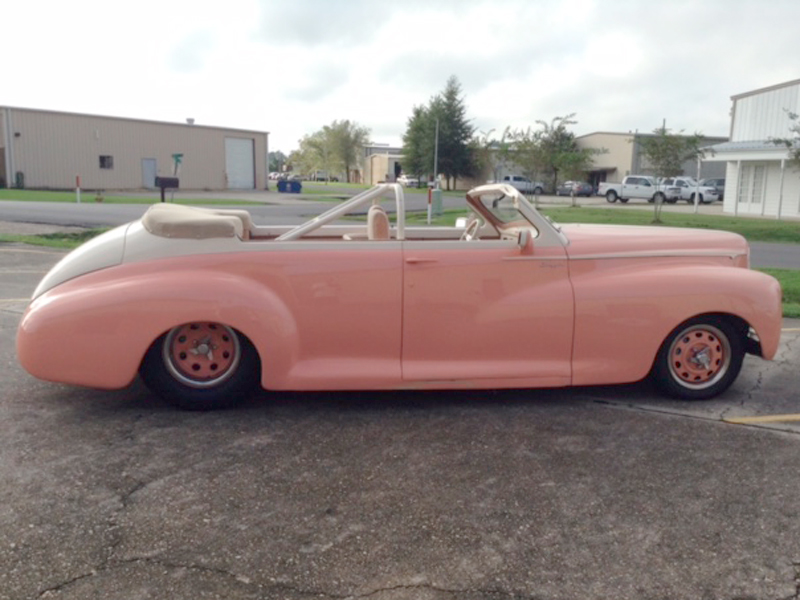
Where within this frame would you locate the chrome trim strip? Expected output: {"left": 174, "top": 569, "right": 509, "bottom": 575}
{"left": 566, "top": 250, "right": 745, "bottom": 261}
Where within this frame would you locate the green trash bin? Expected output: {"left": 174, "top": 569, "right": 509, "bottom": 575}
{"left": 432, "top": 188, "right": 443, "bottom": 216}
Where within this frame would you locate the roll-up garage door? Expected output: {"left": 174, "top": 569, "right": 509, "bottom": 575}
{"left": 225, "top": 137, "right": 255, "bottom": 189}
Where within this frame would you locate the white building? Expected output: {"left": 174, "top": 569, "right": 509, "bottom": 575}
{"left": 705, "top": 79, "right": 800, "bottom": 218}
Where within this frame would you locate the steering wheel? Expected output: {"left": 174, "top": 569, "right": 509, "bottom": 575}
{"left": 460, "top": 218, "right": 483, "bottom": 241}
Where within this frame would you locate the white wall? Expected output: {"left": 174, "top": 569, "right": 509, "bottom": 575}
{"left": 732, "top": 82, "right": 800, "bottom": 141}
{"left": 724, "top": 160, "right": 800, "bottom": 217}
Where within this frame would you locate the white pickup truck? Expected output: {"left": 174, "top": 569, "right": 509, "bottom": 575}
{"left": 598, "top": 176, "right": 680, "bottom": 204}
{"left": 487, "top": 175, "right": 546, "bottom": 195}
{"left": 661, "top": 177, "right": 721, "bottom": 204}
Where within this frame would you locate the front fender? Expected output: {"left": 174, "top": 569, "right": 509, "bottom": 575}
{"left": 570, "top": 263, "right": 782, "bottom": 386}
{"left": 17, "top": 267, "right": 298, "bottom": 390}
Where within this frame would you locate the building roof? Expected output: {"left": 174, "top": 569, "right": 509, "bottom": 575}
{"left": 731, "top": 78, "right": 800, "bottom": 101}
{"left": 1, "top": 105, "right": 269, "bottom": 136}
{"left": 702, "top": 139, "right": 798, "bottom": 161}
{"left": 706, "top": 140, "right": 798, "bottom": 152}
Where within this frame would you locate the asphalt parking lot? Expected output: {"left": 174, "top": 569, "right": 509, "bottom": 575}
{"left": 2, "top": 244, "right": 800, "bottom": 600}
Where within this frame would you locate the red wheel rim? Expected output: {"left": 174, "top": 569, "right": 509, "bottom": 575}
{"left": 163, "top": 323, "right": 241, "bottom": 388}
{"left": 668, "top": 324, "right": 731, "bottom": 389}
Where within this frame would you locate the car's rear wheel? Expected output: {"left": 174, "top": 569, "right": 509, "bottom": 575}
{"left": 653, "top": 192, "right": 666, "bottom": 203}
{"left": 651, "top": 316, "right": 745, "bottom": 400}
{"left": 140, "top": 322, "right": 260, "bottom": 410}
{"left": 606, "top": 191, "right": 618, "bottom": 203}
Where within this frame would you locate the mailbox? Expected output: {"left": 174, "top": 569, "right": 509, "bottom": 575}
{"left": 154, "top": 177, "right": 179, "bottom": 202}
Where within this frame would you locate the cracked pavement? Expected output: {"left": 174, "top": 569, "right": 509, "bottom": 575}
{"left": 2, "top": 244, "right": 800, "bottom": 600}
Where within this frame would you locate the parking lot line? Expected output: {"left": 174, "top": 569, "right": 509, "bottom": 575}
{"left": 724, "top": 414, "right": 800, "bottom": 424}
{"left": 783, "top": 328, "right": 800, "bottom": 332}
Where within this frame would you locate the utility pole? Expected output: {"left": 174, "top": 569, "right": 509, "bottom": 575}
{"left": 433, "top": 118, "right": 439, "bottom": 189}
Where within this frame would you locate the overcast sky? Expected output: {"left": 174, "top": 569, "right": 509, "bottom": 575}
{"left": 3, "top": 0, "right": 798, "bottom": 153}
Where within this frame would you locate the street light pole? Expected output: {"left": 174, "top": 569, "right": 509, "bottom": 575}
{"left": 433, "top": 118, "right": 439, "bottom": 189}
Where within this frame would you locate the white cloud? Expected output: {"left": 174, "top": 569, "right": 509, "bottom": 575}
{"left": 2, "top": 0, "right": 799, "bottom": 152}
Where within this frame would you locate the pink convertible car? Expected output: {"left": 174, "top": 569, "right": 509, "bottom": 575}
{"left": 17, "top": 184, "right": 782, "bottom": 410}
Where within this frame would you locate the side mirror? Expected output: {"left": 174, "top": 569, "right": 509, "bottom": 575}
{"left": 518, "top": 229, "right": 534, "bottom": 254}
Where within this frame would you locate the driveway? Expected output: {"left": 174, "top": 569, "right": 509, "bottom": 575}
{"left": 2, "top": 244, "right": 800, "bottom": 599}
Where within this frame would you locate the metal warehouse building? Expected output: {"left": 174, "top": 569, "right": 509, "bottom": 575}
{"left": 0, "top": 106, "right": 269, "bottom": 191}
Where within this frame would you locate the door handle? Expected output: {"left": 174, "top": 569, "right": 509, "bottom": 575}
{"left": 405, "top": 258, "right": 438, "bottom": 264}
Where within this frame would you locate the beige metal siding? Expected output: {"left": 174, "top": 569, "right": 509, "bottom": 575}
{"left": 3, "top": 107, "right": 267, "bottom": 190}
{"left": 576, "top": 132, "right": 634, "bottom": 180}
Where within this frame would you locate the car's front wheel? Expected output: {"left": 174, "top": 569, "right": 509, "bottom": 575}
{"left": 651, "top": 316, "right": 745, "bottom": 400}
{"left": 140, "top": 322, "right": 260, "bottom": 410}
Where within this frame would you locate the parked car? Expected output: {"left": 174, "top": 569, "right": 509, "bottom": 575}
{"left": 556, "top": 181, "right": 594, "bottom": 197}
{"left": 17, "top": 183, "right": 782, "bottom": 410}
{"left": 701, "top": 178, "right": 726, "bottom": 200}
{"left": 487, "top": 175, "right": 546, "bottom": 195}
{"left": 661, "top": 177, "right": 721, "bottom": 204}
{"left": 397, "top": 174, "right": 419, "bottom": 187}
{"left": 598, "top": 176, "right": 681, "bottom": 203}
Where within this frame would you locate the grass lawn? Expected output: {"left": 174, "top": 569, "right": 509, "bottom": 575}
{"left": 407, "top": 207, "right": 800, "bottom": 245}
{"left": 4, "top": 205, "right": 799, "bottom": 317}
{"left": 541, "top": 206, "right": 800, "bottom": 244}
{"left": 758, "top": 268, "right": 800, "bottom": 318}
{"left": 0, "top": 229, "right": 110, "bottom": 249}
{"left": 0, "top": 189, "right": 263, "bottom": 205}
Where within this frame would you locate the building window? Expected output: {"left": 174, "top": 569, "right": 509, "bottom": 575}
{"left": 99, "top": 155, "right": 114, "bottom": 169}
{"left": 737, "top": 164, "right": 767, "bottom": 206}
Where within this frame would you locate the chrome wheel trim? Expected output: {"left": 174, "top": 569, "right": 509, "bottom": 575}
{"left": 162, "top": 323, "right": 242, "bottom": 389}
{"left": 667, "top": 324, "right": 731, "bottom": 390}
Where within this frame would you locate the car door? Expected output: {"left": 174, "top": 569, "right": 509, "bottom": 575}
{"left": 631, "top": 177, "right": 653, "bottom": 199}
{"left": 401, "top": 237, "right": 573, "bottom": 383}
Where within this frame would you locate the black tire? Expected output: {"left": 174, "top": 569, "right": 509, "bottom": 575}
{"left": 533, "top": 186, "right": 544, "bottom": 195}
{"left": 651, "top": 316, "right": 746, "bottom": 400}
{"left": 605, "top": 191, "right": 618, "bottom": 203}
{"left": 140, "top": 322, "right": 260, "bottom": 410}
{"left": 653, "top": 192, "right": 665, "bottom": 203}
{"left": 665, "top": 198, "right": 678, "bottom": 204}
{"left": 619, "top": 198, "right": 629, "bottom": 203}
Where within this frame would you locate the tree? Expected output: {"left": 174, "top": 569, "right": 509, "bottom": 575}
{"left": 435, "top": 76, "right": 475, "bottom": 190}
{"left": 505, "top": 126, "right": 547, "bottom": 187}
{"left": 471, "top": 127, "right": 511, "bottom": 184}
{"left": 770, "top": 110, "right": 800, "bottom": 169}
{"left": 504, "top": 115, "right": 597, "bottom": 204}
{"left": 535, "top": 114, "right": 596, "bottom": 192}
{"left": 401, "top": 105, "right": 433, "bottom": 183}
{"left": 638, "top": 126, "right": 705, "bottom": 222}
{"left": 289, "top": 131, "right": 334, "bottom": 179}
{"left": 268, "top": 150, "right": 287, "bottom": 173}
{"left": 324, "top": 119, "right": 371, "bottom": 183}
{"left": 401, "top": 76, "right": 475, "bottom": 190}
{"left": 289, "top": 120, "right": 371, "bottom": 182}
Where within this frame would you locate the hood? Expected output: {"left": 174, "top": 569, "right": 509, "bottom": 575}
{"left": 561, "top": 223, "right": 749, "bottom": 262}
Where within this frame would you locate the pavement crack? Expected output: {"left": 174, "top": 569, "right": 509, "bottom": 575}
{"left": 591, "top": 398, "right": 800, "bottom": 436}
{"left": 351, "top": 583, "right": 537, "bottom": 599}
{"left": 37, "top": 556, "right": 262, "bottom": 596}
{"left": 38, "top": 571, "right": 96, "bottom": 597}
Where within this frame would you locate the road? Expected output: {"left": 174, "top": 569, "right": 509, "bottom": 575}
{"left": 1, "top": 188, "right": 798, "bottom": 268}
{"left": 2, "top": 244, "right": 800, "bottom": 599}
